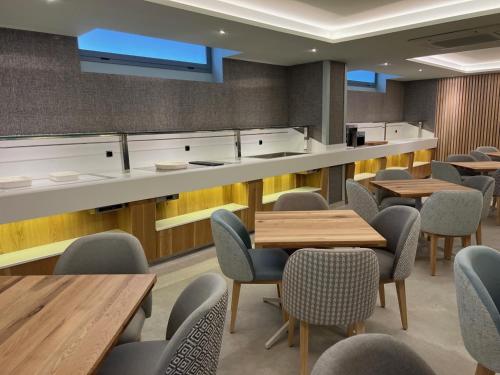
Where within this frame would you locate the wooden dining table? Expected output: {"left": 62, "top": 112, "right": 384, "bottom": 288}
{"left": 448, "top": 161, "right": 500, "bottom": 173}
{"left": 485, "top": 151, "right": 500, "bottom": 159}
{"left": 254, "top": 210, "right": 386, "bottom": 350}
{"left": 370, "top": 178, "right": 474, "bottom": 209}
{"left": 255, "top": 210, "right": 387, "bottom": 249}
{"left": 0, "top": 274, "right": 156, "bottom": 375}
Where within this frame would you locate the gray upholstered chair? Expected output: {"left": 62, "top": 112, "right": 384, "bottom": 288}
{"left": 282, "top": 248, "right": 379, "bottom": 375}
{"left": 311, "top": 334, "right": 436, "bottom": 375}
{"left": 431, "top": 160, "right": 462, "bottom": 185}
{"left": 447, "top": 154, "right": 478, "bottom": 177}
{"left": 370, "top": 206, "right": 421, "bottom": 330}
{"left": 210, "top": 209, "right": 288, "bottom": 333}
{"left": 98, "top": 273, "right": 228, "bottom": 375}
{"left": 420, "top": 190, "right": 483, "bottom": 276}
{"left": 374, "top": 169, "right": 416, "bottom": 209}
{"left": 462, "top": 176, "right": 495, "bottom": 245}
{"left": 471, "top": 150, "right": 492, "bottom": 162}
{"left": 454, "top": 246, "right": 500, "bottom": 375}
{"left": 54, "top": 232, "right": 151, "bottom": 344}
{"left": 345, "top": 179, "right": 379, "bottom": 223}
{"left": 477, "top": 146, "right": 500, "bottom": 161}
{"left": 274, "top": 191, "right": 329, "bottom": 211}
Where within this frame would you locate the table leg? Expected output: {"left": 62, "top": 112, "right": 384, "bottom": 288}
{"left": 265, "top": 321, "right": 289, "bottom": 349}
{"left": 415, "top": 197, "right": 423, "bottom": 210}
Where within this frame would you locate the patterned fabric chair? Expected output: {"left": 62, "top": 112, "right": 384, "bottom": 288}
{"left": 345, "top": 179, "right": 379, "bottom": 223}
{"left": 454, "top": 246, "right": 500, "bottom": 375}
{"left": 471, "top": 150, "right": 492, "bottom": 162}
{"left": 420, "top": 190, "right": 483, "bottom": 276}
{"left": 274, "top": 192, "right": 329, "bottom": 211}
{"left": 370, "top": 206, "right": 421, "bottom": 330}
{"left": 98, "top": 273, "right": 228, "bottom": 375}
{"left": 373, "top": 169, "right": 416, "bottom": 209}
{"left": 282, "top": 248, "right": 379, "bottom": 375}
{"left": 446, "top": 154, "right": 479, "bottom": 177}
{"left": 462, "top": 176, "right": 495, "bottom": 245}
{"left": 493, "top": 170, "right": 500, "bottom": 225}
{"left": 54, "top": 232, "right": 152, "bottom": 345}
{"left": 312, "top": 334, "right": 436, "bottom": 375}
{"left": 431, "top": 160, "right": 462, "bottom": 185}
{"left": 210, "top": 209, "right": 289, "bottom": 333}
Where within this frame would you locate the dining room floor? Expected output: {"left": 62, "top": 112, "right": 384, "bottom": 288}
{"left": 143, "top": 212, "right": 500, "bottom": 375}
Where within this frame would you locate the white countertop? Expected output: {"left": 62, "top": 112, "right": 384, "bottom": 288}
{"left": 0, "top": 138, "right": 437, "bottom": 224}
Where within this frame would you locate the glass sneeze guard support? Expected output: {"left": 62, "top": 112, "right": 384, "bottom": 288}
{"left": 120, "top": 133, "right": 130, "bottom": 172}
{"left": 234, "top": 130, "right": 242, "bottom": 161}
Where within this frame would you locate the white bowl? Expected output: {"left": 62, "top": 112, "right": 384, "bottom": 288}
{"left": 0, "top": 176, "right": 32, "bottom": 189}
{"left": 155, "top": 161, "right": 188, "bottom": 171}
{"left": 49, "top": 171, "right": 80, "bottom": 182}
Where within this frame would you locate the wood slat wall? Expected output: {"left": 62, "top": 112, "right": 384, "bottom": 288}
{"left": 435, "top": 74, "right": 500, "bottom": 160}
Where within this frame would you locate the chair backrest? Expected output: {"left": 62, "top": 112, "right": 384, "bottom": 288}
{"left": 420, "top": 190, "right": 483, "bottom": 236}
{"left": 476, "top": 146, "right": 499, "bottom": 153}
{"left": 210, "top": 209, "right": 254, "bottom": 282}
{"left": 53, "top": 232, "right": 152, "bottom": 317}
{"left": 311, "top": 334, "right": 436, "bottom": 375}
{"left": 431, "top": 161, "right": 462, "bottom": 185}
{"left": 282, "top": 248, "right": 378, "bottom": 326}
{"left": 273, "top": 192, "right": 329, "bottom": 211}
{"left": 454, "top": 247, "right": 500, "bottom": 372}
{"left": 446, "top": 154, "right": 478, "bottom": 176}
{"left": 345, "top": 179, "right": 379, "bottom": 224}
{"left": 462, "top": 176, "right": 495, "bottom": 220}
{"left": 471, "top": 150, "right": 491, "bottom": 161}
{"left": 157, "top": 273, "right": 228, "bottom": 375}
{"left": 374, "top": 169, "right": 413, "bottom": 204}
{"left": 370, "top": 206, "right": 421, "bottom": 280}
{"left": 494, "top": 170, "right": 500, "bottom": 196}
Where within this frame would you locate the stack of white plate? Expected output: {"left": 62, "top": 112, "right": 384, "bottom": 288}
{"left": 155, "top": 161, "right": 188, "bottom": 171}
{"left": 0, "top": 176, "right": 32, "bottom": 189}
{"left": 49, "top": 171, "right": 80, "bottom": 182}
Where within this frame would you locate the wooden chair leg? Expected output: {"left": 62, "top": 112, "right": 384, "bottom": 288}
{"left": 230, "top": 281, "right": 241, "bottom": 333}
{"left": 475, "top": 363, "right": 495, "bottom": 375}
{"left": 476, "top": 222, "right": 482, "bottom": 245}
{"left": 462, "top": 235, "right": 471, "bottom": 247}
{"left": 430, "top": 234, "right": 438, "bottom": 276}
{"left": 395, "top": 280, "right": 408, "bottom": 330}
{"left": 379, "top": 282, "right": 386, "bottom": 308}
{"left": 355, "top": 321, "right": 365, "bottom": 334}
{"left": 300, "top": 321, "right": 309, "bottom": 375}
{"left": 288, "top": 316, "right": 295, "bottom": 347}
{"left": 277, "top": 282, "right": 288, "bottom": 322}
{"left": 444, "top": 237, "right": 453, "bottom": 260}
{"left": 347, "top": 321, "right": 365, "bottom": 336}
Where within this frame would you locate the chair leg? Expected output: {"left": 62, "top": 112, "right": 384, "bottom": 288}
{"left": 230, "top": 281, "right": 241, "bottom": 333}
{"left": 300, "top": 321, "right": 309, "bottom": 375}
{"left": 475, "top": 363, "right": 495, "bottom": 375}
{"left": 379, "top": 282, "right": 386, "bottom": 308}
{"left": 444, "top": 237, "right": 453, "bottom": 260}
{"left": 347, "top": 321, "right": 365, "bottom": 336}
{"left": 288, "top": 315, "right": 295, "bottom": 347}
{"left": 462, "top": 235, "right": 471, "bottom": 248}
{"left": 476, "top": 222, "right": 482, "bottom": 245}
{"left": 395, "top": 280, "right": 408, "bottom": 330}
{"left": 430, "top": 234, "right": 438, "bottom": 276}
{"left": 277, "top": 281, "right": 288, "bottom": 322}
{"left": 497, "top": 197, "right": 500, "bottom": 225}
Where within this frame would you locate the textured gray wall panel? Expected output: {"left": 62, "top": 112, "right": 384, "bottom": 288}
{"left": 0, "top": 28, "right": 288, "bottom": 136}
{"left": 403, "top": 79, "right": 437, "bottom": 131}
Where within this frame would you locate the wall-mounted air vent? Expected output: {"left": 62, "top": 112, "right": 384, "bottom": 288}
{"left": 409, "top": 25, "right": 500, "bottom": 51}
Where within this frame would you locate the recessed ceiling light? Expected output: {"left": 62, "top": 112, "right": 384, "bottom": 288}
{"left": 218, "top": 29, "right": 226, "bottom": 35}
{"left": 418, "top": 68, "right": 423, "bottom": 72}
{"left": 310, "top": 48, "right": 317, "bottom": 53}
{"left": 381, "top": 62, "right": 390, "bottom": 66}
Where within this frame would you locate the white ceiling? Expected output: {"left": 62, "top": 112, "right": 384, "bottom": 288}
{"left": 1, "top": 0, "right": 500, "bottom": 80}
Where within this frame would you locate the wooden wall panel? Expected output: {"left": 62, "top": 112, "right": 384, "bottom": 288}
{"left": 435, "top": 74, "right": 500, "bottom": 160}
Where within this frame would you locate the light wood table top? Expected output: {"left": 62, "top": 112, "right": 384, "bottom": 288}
{"left": 448, "top": 161, "right": 500, "bottom": 172}
{"left": 0, "top": 274, "right": 156, "bottom": 375}
{"left": 254, "top": 210, "right": 386, "bottom": 249}
{"left": 486, "top": 152, "right": 500, "bottom": 159}
{"left": 370, "top": 178, "right": 473, "bottom": 198}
